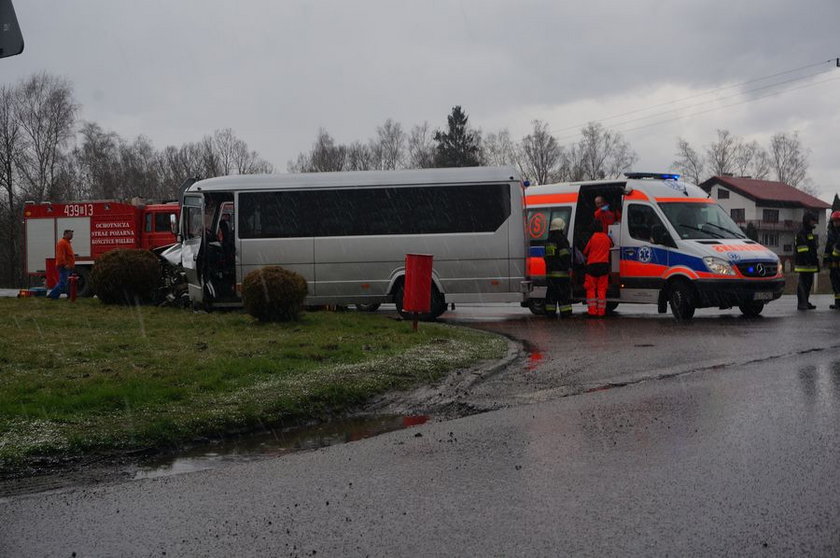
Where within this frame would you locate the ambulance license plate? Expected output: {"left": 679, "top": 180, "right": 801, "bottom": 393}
{"left": 753, "top": 291, "right": 773, "bottom": 301}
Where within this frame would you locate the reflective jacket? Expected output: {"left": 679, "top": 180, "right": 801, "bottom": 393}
{"left": 824, "top": 224, "right": 840, "bottom": 268}
{"left": 584, "top": 231, "right": 613, "bottom": 277}
{"left": 794, "top": 225, "right": 819, "bottom": 273}
{"left": 544, "top": 230, "right": 571, "bottom": 278}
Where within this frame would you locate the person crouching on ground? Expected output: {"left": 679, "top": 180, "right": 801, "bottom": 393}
{"left": 544, "top": 217, "right": 572, "bottom": 318}
{"left": 795, "top": 212, "right": 819, "bottom": 310}
{"left": 583, "top": 221, "right": 613, "bottom": 317}
{"left": 48, "top": 229, "right": 75, "bottom": 299}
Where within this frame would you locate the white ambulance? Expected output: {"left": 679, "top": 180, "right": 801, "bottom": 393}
{"left": 524, "top": 173, "right": 785, "bottom": 319}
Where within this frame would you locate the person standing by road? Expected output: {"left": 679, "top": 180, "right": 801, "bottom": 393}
{"left": 824, "top": 211, "right": 840, "bottom": 309}
{"left": 48, "top": 229, "right": 75, "bottom": 299}
{"left": 544, "top": 217, "right": 572, "bottom": 319}
{"left": 795, "top": 212, "right": 820, "bottom": 310}
{"left": 594, "top": 195, "right": 620, "bottom": 234}
{"left": 583, "top": 221, "right": 613, "bottom": 317}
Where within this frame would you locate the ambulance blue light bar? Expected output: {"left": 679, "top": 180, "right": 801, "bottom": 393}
{"left": 624, "top": 172, "right": 681, "bottom": 180}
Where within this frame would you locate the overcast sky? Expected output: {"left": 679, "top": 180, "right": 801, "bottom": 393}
{"left": 4, "top": 1, "right": 839, "bottom": 200}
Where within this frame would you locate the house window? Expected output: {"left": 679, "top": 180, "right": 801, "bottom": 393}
{"left": 730, "top": 208, "right": 745, "bottom": 222}
{"left": 717, "top": 188, "right": 730, "bottom": 199}
{"left": 763, "top": 209, "right": 779, "bottom": 223}
{"left": 762, "top": 232, "right": 779, "bottom": 247}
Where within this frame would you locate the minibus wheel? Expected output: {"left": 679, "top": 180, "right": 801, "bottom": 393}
{"left": 668, "top": 281, "right": 695, "bottom": 320}
{"left": 394, "top": 284, "right": 446, "bottom": 321}
{"left": 527, "top": 299, "right": 546, "bottom": 315}
{"left": 738, "top": 301, "right": 764, "bottom": 317}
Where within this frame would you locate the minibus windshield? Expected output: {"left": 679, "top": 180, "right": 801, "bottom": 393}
{"left": 659, "top": 202, "right": 746, "bottom": 240}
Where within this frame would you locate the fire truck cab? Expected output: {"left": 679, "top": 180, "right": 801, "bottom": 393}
{"left": 524, "top": 173, "right": 785, "bottom": 319}
{"left": 23, "top": 199, "right": 179, "bottom": 296}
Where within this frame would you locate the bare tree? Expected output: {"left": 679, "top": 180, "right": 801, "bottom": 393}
{"left": 733, "top": 140, "right": 771, "bottom": 179}
{"left": 13, "top": 73, "right": 78, "bottom": 201}
{"left": 0, "top": 84, "right": 23, "bottom": 286}
{"left": 672, "top": 138, "right": 706, "bottom": 185}
{"left": 704, "top": 129, "right": 739, "bottom": 176}
{"left": 769, "top": 132, "right": 809, "bottom": 190}
{"left": 288, "top": 128, "right": 346, "bottom": 172}
{"left": 567, "top": 122, "right": 637, "bottom": 181}
{"left": 406, "top": 122, "right": 436, "bottom": 169}
{"left": 370, "top": 118, "right": 405, "bottom": 170}
{"left": 520, "top": 120, "right": 562, "bottom": 185}
{"left": 346, "top": 141, "right": 374, "bottom": 171}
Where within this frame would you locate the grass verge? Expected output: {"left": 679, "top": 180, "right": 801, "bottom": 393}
{"left": 0, "top": 298, "right": 505, "bottom": 473}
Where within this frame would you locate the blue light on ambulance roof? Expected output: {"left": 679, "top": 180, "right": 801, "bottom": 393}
{"left": 747, "top": 266, "right": 755, "bottom": 273}
{"left": 624, "top": 172, "right": 681, "bottom": 180}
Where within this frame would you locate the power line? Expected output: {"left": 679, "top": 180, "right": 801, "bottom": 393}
{"left": 552, "top": 58, "right": 837, "bottom": 137}
{"left": 616, "top": 74, "right": 840, "bottom": 136}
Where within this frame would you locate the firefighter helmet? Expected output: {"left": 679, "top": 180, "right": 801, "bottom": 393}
{"left": 831, "top": 211, "right": 840, "bottom": 221}
{"left": 550, "top": 217, "right": 566, "bottom": 232}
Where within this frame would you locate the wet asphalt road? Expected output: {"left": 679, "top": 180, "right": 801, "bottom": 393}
{"left": 2, "top": 295, "right": 840, "bottom": 556}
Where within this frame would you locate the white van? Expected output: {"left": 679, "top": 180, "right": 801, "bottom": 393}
{"left": 163, "top": 167, "right": 530, "bottom": 319}
{"left": 524, "top": 173, "right": 785, "bottom": 319}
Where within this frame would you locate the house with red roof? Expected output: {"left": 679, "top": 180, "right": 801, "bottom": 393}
{"left": 699, "top": 175, "right": 831, "bottom": 270}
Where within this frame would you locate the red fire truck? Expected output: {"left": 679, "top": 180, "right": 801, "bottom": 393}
{"left": 23, "top": 199, "right": 180, "bottom": 297}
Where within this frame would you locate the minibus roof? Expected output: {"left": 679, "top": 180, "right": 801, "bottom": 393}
{"left": 186, "top": 166, "right": 521, "bottom": 193}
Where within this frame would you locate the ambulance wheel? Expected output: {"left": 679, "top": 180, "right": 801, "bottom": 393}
{"left": 668, "top": 282, "right": 695, "bottom": 320}
{"left": 74, "top": 267, "right": 92, "bottom": 298}
{"left": 355, "top": 303, "right": 381, "bottom": 312}
{"left": 527, "top": 299, "right": 546, "bottom": 315}
{"left": 738, "top": 301, "right": 764, "bottom": 317}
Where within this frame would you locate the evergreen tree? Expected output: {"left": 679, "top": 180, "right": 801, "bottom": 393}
{"left": 832, "top": 193, "right": 840, "bottom": 212}
{"left": 433, "top": 106, "right": 481, "bottom": 167}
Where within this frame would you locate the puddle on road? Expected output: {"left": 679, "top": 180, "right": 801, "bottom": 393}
{"left": 0, "top": 415, "right": 428, "bottom": 499}
{"left": 132, "top": 414, "right": 429, "bottom": 479}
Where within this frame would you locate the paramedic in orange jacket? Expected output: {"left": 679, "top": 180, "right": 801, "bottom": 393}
{"left": 583, "top": 221, "right": 613, "bottom": 317}
{"left": 48, "top": 229, "right": 75, "bottom": 299}
{"left": 594, "top": 195, "right": 620, "bottom": 233}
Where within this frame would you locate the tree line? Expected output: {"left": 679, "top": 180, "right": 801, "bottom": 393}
{"left": 0, "top": 71, "right": 815, "bottom": 288}
{"left": 0, "top": 72, "right": 273, "bottom": 287}
{"left": 289, "top": 105, "right": 812, "bottom": 194}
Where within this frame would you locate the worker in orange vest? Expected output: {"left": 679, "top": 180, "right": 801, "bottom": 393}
{"left": 583, "top": 221, "right": 613, "bottom": 317}
{"left": 594, "top": 195, "right": 620, "bottom": 234}
{"left": 48, "top": 229, "right": 75, "bottom": 299}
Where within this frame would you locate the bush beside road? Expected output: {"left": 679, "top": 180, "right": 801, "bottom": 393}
{"left": 0, "top": 299, "right": 505, "bottom": 474}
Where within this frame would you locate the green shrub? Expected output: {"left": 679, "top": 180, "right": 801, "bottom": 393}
{"left": 242, "top": 266, "right": 308, "bottom": 322}
{"left": 91, "top": 249, "right": 161, "bottom": 305}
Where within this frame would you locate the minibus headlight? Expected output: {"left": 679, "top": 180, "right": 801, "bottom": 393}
{"left": 703, "top": 256, "right": 736, "bottom": 276}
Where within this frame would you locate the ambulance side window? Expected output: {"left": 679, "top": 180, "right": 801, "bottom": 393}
{"left": 628, "top": 204, "right": 670, "bottom": 244}
{"left": 527, "top": 207, "right": 572, "bottom": 245}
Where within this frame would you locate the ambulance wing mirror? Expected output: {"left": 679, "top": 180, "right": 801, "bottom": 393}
{"left": 170, "top": 213, "right": 178, "bottom": 235}
{"left": 0, "top": 0, "right": 24, "bottom": 59}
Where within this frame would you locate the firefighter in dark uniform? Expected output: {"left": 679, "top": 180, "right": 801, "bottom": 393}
{"left": 795, "top": 211, "right": 820, "bottom": 310}
{"left": 824, "top": 211, "right": 840, "bottom": 309}
{"left": 544, "top": 217, "right": 573, "bottom": 318}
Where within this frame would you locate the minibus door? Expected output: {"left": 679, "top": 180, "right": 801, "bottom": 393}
{"left": 180, "top": 194, "right": 206, "bottom": 303}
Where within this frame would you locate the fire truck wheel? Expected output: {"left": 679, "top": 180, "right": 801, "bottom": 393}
{"left": 74, "top": 267, "right": 92, "bottom": 297}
